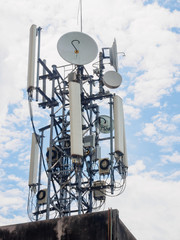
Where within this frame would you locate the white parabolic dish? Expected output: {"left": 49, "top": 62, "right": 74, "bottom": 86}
{"left": 110, "top": 39, "right": 118, "bottom": 72}
{"left": 97, "top": 115, "right": 114, "bottom": 134}
{"left": 57, "top": 32, "right": 98, "bottom": 65}
{"left": 103, "top": 71, "right": 122, "bottom": 89}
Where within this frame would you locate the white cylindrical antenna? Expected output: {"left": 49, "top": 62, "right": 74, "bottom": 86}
{"left": 69, "top": 74, "right": 83, "bottom": 157}
{"left": 29, "top": 133, "right": 39, "bottom": 186}
{"left": 27, "top": 24, "right": 37, "bottom": 91}
{"left": 80, "top": 0, "right": 83, "bottom": 32}
{"left": 113, "top": 95, "right": 128, "bottom": 167}
{"left": 113, "top": 95, "right": 124, "bottom": 154}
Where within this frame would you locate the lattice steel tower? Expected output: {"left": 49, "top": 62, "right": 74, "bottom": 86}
{"left": 27, "top": 25, "right": 128, "bottom": 221}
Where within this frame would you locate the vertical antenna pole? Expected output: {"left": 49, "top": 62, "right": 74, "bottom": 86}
{"left": 77, "top": 166, "right": 82, "bottom": 214}
{"left": 46, "top": 67, "right": 56, "bottom": 220}
{"left": 89, "top": 76, "right": 93, "bottom": 212}
{"left": 36, "top": 27, "right": 42, "bottom": 101}
{"left": 42, "top": 59, "right": 47, "bottom": 104}
{"left": 80, "top": 0, "right": 83, "bottom": 32}
{"left": 99, "top": 52, "right": 104, "bottom": 93}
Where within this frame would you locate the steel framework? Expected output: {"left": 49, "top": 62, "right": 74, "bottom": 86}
{"left": 27, "top": 26, "right": 128, "bottom": 221}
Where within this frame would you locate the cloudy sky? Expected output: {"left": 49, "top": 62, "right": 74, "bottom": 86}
{"left": 0, "top": 0, "right": 180, "bottom": 239}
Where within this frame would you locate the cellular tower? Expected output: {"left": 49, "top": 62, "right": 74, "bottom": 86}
{"left": 27, "top": 23, "right": 128, "bottom": 221}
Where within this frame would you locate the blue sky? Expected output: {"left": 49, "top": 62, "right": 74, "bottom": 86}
{"left": 0, "top": 0, "right": 180, "bottom": 239}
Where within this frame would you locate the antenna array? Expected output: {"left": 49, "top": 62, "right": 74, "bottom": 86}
{"left": 27, "top": 25, "right": 127, "bottom": 221}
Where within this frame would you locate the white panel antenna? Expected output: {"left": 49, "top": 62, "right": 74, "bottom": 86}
{"left": 69, "top": 75, "right": 83, "bottom": 157}
{"left": 27, "top": 24, "right": 37, "bottom": 91}
{"left": 57, "top": 32, "right": 98, "bottom": 65}
{"left": 110, "top": 39, "right": 118, "bottom": 72}
{"left": 29, "top": 133, "right": 39, "bottom": 186}
{"left": 103, "top": 71, "right": 122, "bottom": 89}
{"left": 113, "top": 95, "right": 125, "bottom": 156}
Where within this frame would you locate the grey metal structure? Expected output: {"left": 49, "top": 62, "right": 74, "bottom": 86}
{"left": 27, "top": 26, "right": 128, "bottom": 221}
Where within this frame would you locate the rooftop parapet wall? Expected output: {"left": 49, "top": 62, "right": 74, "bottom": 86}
{"left": 0, "top": 209, "right": 136, "bottom": 240}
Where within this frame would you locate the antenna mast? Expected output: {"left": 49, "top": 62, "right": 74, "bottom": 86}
{"left": 80, "top": 0, "right": 83, "bottom": 32}
{"left": 79, "top": 0, "right": 83, "bottom": 32}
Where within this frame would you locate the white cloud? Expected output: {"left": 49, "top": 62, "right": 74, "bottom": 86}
{"left": 124, "top": 104, "right": 141, "bottom": 119}
{"left": 0, "top": 127, "right": 31, "bottom": 158}
{"left": 152, "top": 113, "right": 177, "bottom": 132}
{"left": 172, "top": 114, "right": 180, "bottom": 123}
{"left": 0, "top": 169, "right": 5, "bottom": 179}
{"left": 138, "top": 112, "right": 179, "bottom": 150}
{"left": 175, "top": 84, "right": 180, "bottom": 92}
{"left": 0, "top": 189, "right": 26, "bottom": 212}
{"left": 157, "top": 135, "right": 180, "bottom": 147}
{"left": 128, "top": 160, "right": 146, "bottom": 174}
{"left": 7, "top": 175, "right": 28, "bottom": 189}
{"left": 161, "top": 151, "right": 180, "bottom": 163}
{"left": 8, "top": 175, "right": 22, "bottom": 182}
{"left": 122, "top": 3, "right": 180, "bottom": 107}
{"left": 0, "top": 170, "right": 29, "bottom": 222}
{"left": 167, "top": 171, "right": 180, "bottom": 179}
{"left": 142, "top": 123, "right": 158, "bottom": 137}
